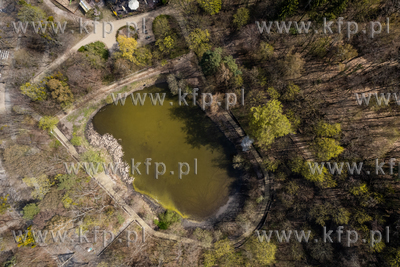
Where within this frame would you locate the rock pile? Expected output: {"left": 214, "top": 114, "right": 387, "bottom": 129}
{"left": 87, "top": 123, "right": 132, "bottom": 183}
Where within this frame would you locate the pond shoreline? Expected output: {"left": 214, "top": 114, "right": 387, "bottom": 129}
{"left": 83, "top": 81, "right": 256, "bottom": 230}
{"left": 86, "top": 123, "right": 131, "bottom": 183}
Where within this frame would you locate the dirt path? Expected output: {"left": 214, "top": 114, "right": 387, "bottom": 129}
{"left": 57, "top": 66, "right": 164, "bottom": 120}
{"left": 0, "top": 83, "right": 5, "bottom": 114}
{"left": 56, "top": 50, "right": 196, "bottom": 121}
{"left": 0, "top": 53, "right": 12, "bottom": 115}
{"left": 218, "top": 110, "right": 273, "bottom": 247}
{"left": 50, "top": 125, "right": 207, "bottom": 248}
{"left": 0, "top": 158, "right": 6, "bottom": 179}
{"left": 22, "top": 3, "right": 250, "bottom": 254}
{"left": 32, "top": 6, "right": 175, "bottom": 83}
{"left": 25, "top": 67, "right": 209, "bottom": 264}
{"left": 93, "top": 171, "right": 205, "bottom": 245}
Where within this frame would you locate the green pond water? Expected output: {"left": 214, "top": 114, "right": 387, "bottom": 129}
{"left": 92, "top": 83, "right": 239, "bottom": 220}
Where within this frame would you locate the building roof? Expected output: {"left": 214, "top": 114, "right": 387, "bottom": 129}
{"left": 128, "top": 0, "right": 139, "bottom": 10}
{"left": 79, "top": 0, "right": 92, "bottom": 13}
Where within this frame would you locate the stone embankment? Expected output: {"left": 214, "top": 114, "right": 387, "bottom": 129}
{"left": 87, "top": 123, "right": 131, "bottom": 183}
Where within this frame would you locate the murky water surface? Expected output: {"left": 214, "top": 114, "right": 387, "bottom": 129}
{"left": 92, "top": 84, "right": 239, "bottom": 219}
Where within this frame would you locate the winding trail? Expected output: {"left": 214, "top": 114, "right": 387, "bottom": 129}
{"left": 51, "top": 117, "right": 207, "bottom": 248}
{"left": 28, "top": 107, "right": 207, "bottom": 267}
{"left": 0, "top": 158, "right": 6, "bottom": 179}
{"left": 57, "top": 65, "right": 164, "bottom": 120}
{"left": 0, "top": 83, "right": 5, "bottom": 114}
{"left": 22, "top": 2, "right": 212, "bottom": 256}
{"left": 29, "top": 68, "right": 207, "bottom": 246}
{"left": 216, "top": 110, "right": 274, "bottom": 248}
{"left": 32, "top": 6, "right": 176, "bottom": 83}
{"left": 23, "top": 0, "right": 278, "bottom": 256}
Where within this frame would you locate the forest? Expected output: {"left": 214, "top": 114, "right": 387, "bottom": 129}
{"left": 1, "top": 0, "right": 400, "bottom": 266}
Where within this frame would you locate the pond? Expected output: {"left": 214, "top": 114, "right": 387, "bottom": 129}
{"left": 92, "top": 83, "right": 240, "bottom": 220}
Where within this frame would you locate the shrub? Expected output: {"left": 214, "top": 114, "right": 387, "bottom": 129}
{"left": 62, "top": 194, "right": 74, "bottom": 209}
{"left": 117, "top": 213, "right": 125, "bottom": 225}
{"left": 282, "top": 51, "right": 304, "bottom": 79}
{"left": 15, "top": 226, "right": 36, "bottom": 248}
{"left": 17, "top": 3, "right": 45, "bottom": 22}
{"left": 167, "top": 74, "right": 179, "bottom": 95}
{"left": 22, "top": 203, "right": 40, "bottom": 220}
{"left": 23, "top": 175, "right": 53, "bottom": 200}
{"left": 46, "top": 78, "right": 74, "bottom": 106}
{"left": 232, "top": 154, "right": 250, "bottom": 170}
{"left": 197, "top": 0, "right": 221, "bottom": 15}
{"left": 279, "top": 0, "right": 299, "bottom": 20}
{"left": 266, "top": 87, "right": 280, "bottom": 100}
{"left": 3, "top": 256, "right": 17, "bottom": 267}
{"left": 200, "top": 48, "right": 222, "bottom": 76}
{"left": 258, "top": 42, "right": 274, "bottom": 60}
{"left": 193, "top": 228, "right": 213, "bottom": 246}
{"left": 0, "top": 195, "right": 10, "bottom": 215}
{"left": 38, "top": 116, "right": 59, "bottom": 132}
{"left": 282, "top": 82, "right": 300, "bottom": 101}
{"left": 334, "top": 44, "right": 358, "bottom": 62}
{"left": 70, "top": 136, "right": 82, "bottom": 146}
{"left": 233, "top": 7, "right": 249, "bottom": 29}
{"left": 223, "top": 56, "right": 242, "bottom": 76}
{"left": 78, "top": 41, "right": 109, "bottom": 60}
{"left": 315, "top": 121, "right": 341, "bottom": 138}
{"left": 312, "top": 137, "right": 344, "bottom": 161}
{"left": 80, "top": 149, "right": 105, "bottom": 174}
{"left": 55, "top": 174, "right": 77, "bottom": 191}
{"left": 309, "top": 37, "right": 330, "bottom": 58}
{"left": 13, "top": 105, "right": 28, "bottom": 114}
{"left": 20, "top": 83, "right": 47, "bottom": 101}
{"left": 154, "top": 210, "right": 181, "bottom": 230}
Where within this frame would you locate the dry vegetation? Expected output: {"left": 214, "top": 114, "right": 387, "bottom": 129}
{"left": 2, "top": 0, "right": 400, "bottom": 265}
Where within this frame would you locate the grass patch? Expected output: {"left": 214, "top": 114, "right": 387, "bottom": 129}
{"left": 117, "top": 213, "right": 125, "bottom": 225}
{"left": 67, "top": 113, "right": 79, "bottom": 122}
{"left": 78, "top": 41, "right": 109, "bottom": 61}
